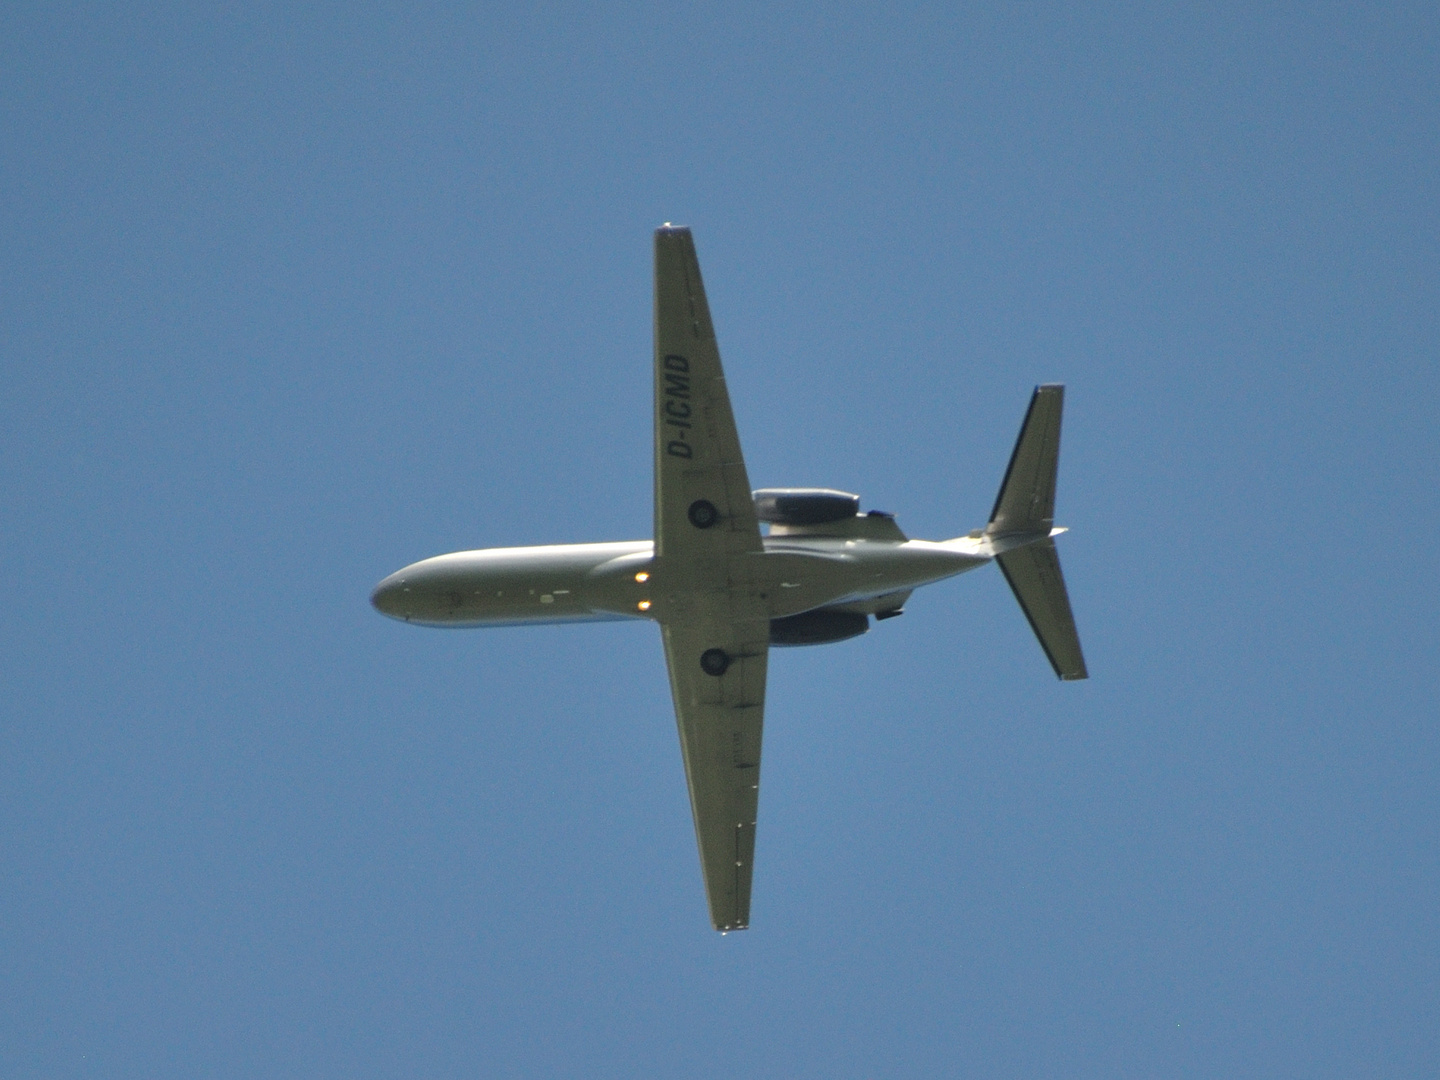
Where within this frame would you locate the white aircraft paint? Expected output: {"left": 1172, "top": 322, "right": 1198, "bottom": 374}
{"left": 372, "top": 533, "right": 993, "bottom": 629}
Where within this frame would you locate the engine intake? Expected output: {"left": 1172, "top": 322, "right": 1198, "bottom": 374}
{"left": 752, "top": 488, "right": 860, "bottom": 526}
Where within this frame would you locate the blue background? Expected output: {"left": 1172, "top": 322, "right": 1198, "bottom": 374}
{"left": 3, "top": 4, "right": 1436, "bottom": 1076}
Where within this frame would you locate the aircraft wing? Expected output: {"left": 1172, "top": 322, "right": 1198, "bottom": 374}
{"left": 652, "top": 226, "right": 769, "bottom": 930}
{"left": 653, "top": 226, "right": 763, "bottom": 559}
{"left": 661, "top": 617, "right": 768, "bottom": 931}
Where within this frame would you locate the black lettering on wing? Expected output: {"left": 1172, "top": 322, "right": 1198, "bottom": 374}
{"left": 662, "top": 357, "right": 696, "bottom": 457}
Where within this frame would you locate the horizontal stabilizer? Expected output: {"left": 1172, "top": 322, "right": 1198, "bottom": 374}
{"left": 989, "top": 384, "right": 1064, "bottom": 536}
{"left": 996, "top": 538, "right": 1088, "bottom": 680}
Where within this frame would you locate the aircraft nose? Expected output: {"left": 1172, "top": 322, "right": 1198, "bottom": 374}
{"left": 370, "top": 574, "right": 411, "bottom": 620}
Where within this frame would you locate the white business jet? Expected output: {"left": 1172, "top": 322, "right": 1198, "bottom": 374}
{"left": 372, "top": 226, "right": 1087, "bottom": 932}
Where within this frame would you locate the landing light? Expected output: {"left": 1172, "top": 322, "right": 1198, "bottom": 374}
{"left": 634, "top": 572, "right": 649, "bottom": 583}
{"left": 637, "top": 600, "right": 651, "bottom": 611}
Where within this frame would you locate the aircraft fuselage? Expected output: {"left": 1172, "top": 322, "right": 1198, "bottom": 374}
{"left": 371, "top": 534, "right": 990, "bottom": 629}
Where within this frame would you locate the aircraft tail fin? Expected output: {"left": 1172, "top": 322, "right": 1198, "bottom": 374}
{"left": 986, "top": 385, "right": 1088, "bottom": 680}
{"left": 989, "top": 384, "right": 1063, "bottom": 536}
{"left": 995, "top": 539, "right": 1088, "bottom": 680}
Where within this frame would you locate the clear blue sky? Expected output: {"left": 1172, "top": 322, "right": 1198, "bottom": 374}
{"left": 3, "top": 4, "right": 1437, "bottom": 1077}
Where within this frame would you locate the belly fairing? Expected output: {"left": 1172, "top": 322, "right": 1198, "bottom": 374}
{"left": 756, "top": 537, "right": 986, "bottom": 617}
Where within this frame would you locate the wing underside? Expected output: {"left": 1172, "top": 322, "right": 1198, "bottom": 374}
{"left": 653, "top": 227, "right": 762, "bottom": 561}
{"left": 653, "top": 226, "right": 769, "bottom": 930}
{"left": 661, "top": 619, "right": 768, "bottom": 930}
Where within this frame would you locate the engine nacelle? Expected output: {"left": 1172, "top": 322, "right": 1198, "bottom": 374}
{"left": 769, "top": 609, "right": 870, "bottom": 647}
{"left": 752, "top": 488, "right": 860, "bottom": 526}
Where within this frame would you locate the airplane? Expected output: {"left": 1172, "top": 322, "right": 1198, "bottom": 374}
{"left": 371, "top": 225, "right": 1087, "bottom": 932}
